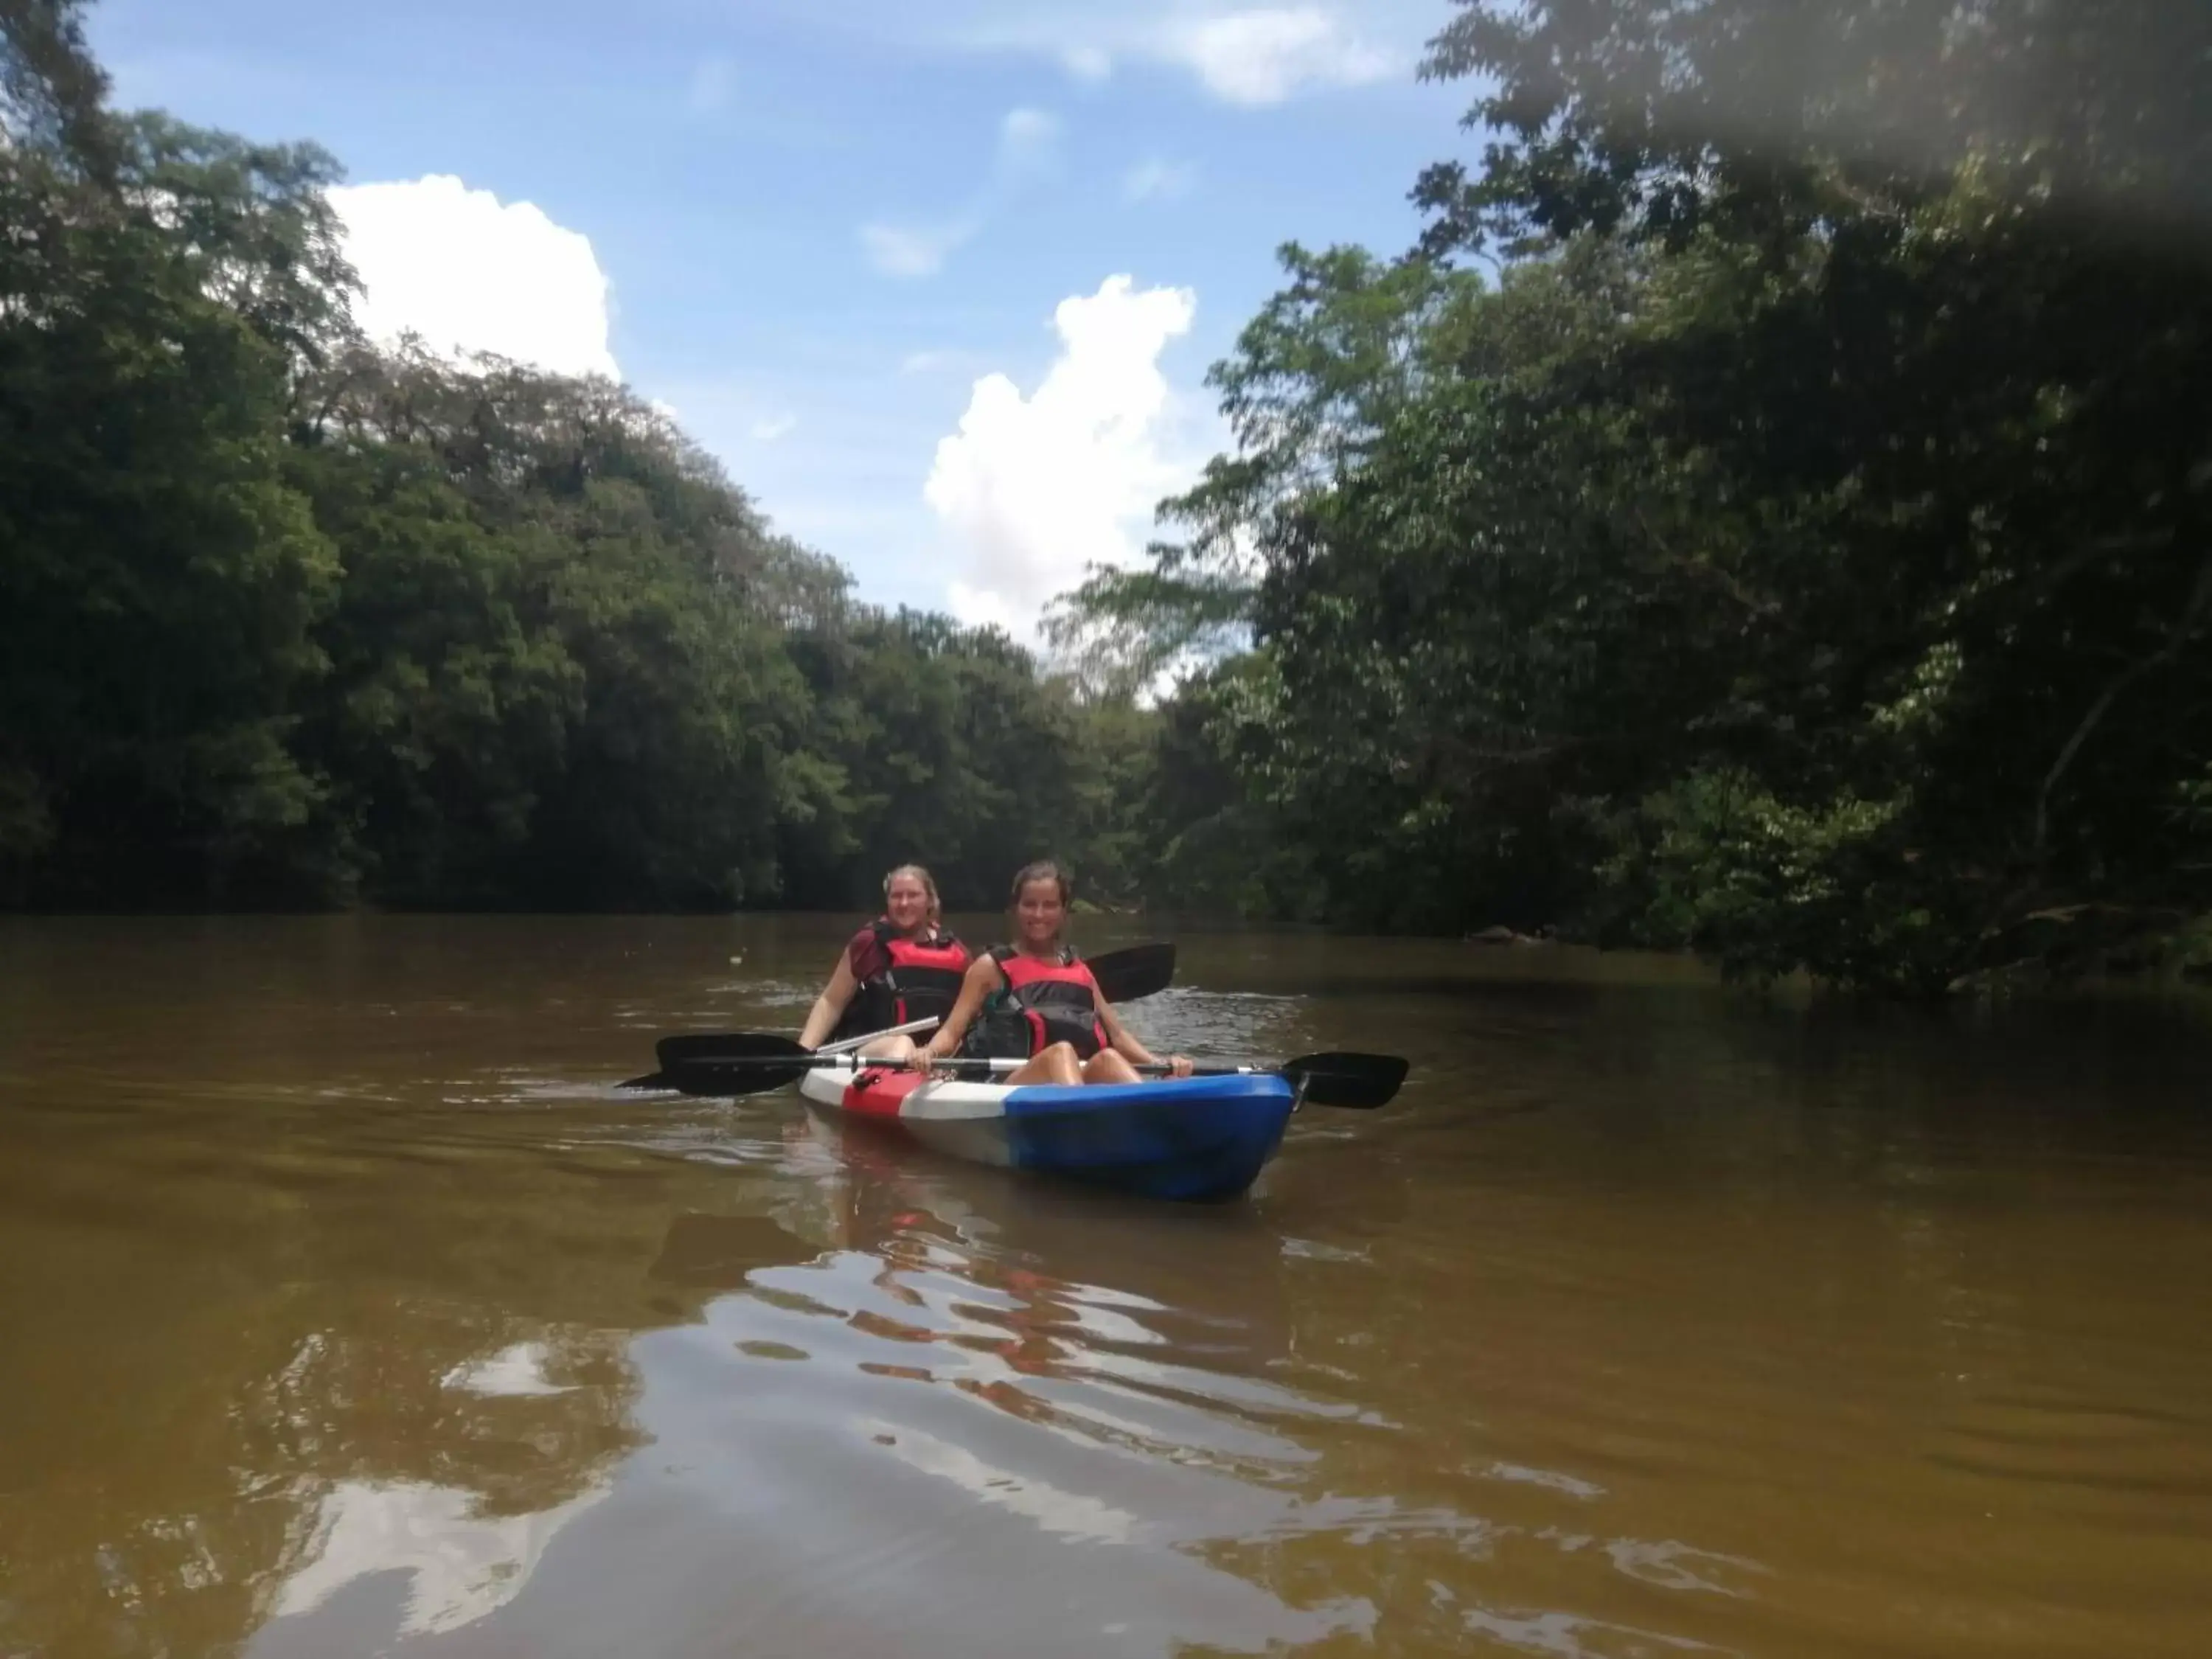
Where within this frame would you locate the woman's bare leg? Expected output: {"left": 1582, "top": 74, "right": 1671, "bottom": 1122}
{"left": 858, "top": 1034, "right": 917, "bottom": 1062}
{"left": 1080, "top": 1049, "right": 1141, "bottom": 1085}
{"left": 1006, "top": 1042, "right": 1082, "bottom": 1085}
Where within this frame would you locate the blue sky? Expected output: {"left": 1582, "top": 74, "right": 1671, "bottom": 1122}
{"left": 91, "top": 0, "right": 1472, "bottom": 637}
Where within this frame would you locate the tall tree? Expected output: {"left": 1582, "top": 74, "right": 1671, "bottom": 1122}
{"left": 1057, "top": 0, "right": 2212, "bottom": 987}
{"left": 1, "top": 0, "right": 114, "bottom": 173}
{"left": 1, "top": 82, "right": 345, "bottom": 902}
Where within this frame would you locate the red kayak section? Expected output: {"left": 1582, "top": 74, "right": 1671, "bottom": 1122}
{"left": 837, "top": 1068, "right": 925, "bottom": 1119}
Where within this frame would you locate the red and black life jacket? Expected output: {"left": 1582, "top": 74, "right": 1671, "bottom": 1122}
{"left": 832, "top": 920, "right": 970, "bottom": 1043}
{"left": 973, "top": 944, "right": 1107, "bottom": 1060}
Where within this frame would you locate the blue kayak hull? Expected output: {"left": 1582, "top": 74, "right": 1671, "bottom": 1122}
{"left": 797, "top": 1068, "right": 1296, "bottom": 1202}
{"left": 998, "top": 1074, "right": 1296, "bottom": 1201}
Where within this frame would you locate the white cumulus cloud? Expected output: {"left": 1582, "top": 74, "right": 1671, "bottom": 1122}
{"left": 329, "top": 175, "right": 617, "bottom": 379}
{"left": 924, "top": 275, "right": 1200, "bottom": 641}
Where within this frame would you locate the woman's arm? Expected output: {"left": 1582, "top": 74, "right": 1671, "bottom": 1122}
{"left": 913, "top": 956, "right": 1003, "bottom": 1065}
{"left": 796, "top": 951, "right": 860, "bottom": 1050}
{"left": 1097, "top": 998, "right": 1192, "bottom": 1077}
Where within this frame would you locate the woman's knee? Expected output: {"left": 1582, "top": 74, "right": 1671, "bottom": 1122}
{"left": 1082, "top": 1050, "right": 1138, "bottom": 1085}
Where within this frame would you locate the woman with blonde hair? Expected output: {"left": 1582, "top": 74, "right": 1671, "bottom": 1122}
{"left": 910, "top": 860, "right": 1191, "bottom": 1085}
{"left": 798, "top": 864, "right": 970, "bottom": 1059}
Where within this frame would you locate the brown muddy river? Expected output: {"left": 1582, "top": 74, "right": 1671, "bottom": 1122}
{"left": 2, "top": 916, "right": 2210, "bottom": 1658}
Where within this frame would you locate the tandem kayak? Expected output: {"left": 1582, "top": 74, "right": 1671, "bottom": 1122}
{"left": 794, "top": 1060, "right": 1296, "bottom": 1203}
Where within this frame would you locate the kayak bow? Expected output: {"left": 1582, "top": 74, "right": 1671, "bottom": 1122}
{"left": 795, "top": 1061, "right": 1295, "bottom": 1203}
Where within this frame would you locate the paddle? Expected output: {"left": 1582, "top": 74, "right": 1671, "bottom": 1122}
{"left": 625, "top": 1033, "right": 841, "bottom": 1096}
{"left": 1087, "top": 941, "right": 1176, "bottom": 1006}
{"left": 622, "top": 1016, "right": 940, "bottom": 1089}
{"left": 636, "top": 1041, "right": 1409, "bottom": 1110}
{"left": 627, "top": 941, "right": 1178, "bottom": 1086}
{"left": 653, "top": 1015, "right": 938, "bottom": 1073}
{"left": 1196, "top": 1050, "right": 1407, "bottom": 1110}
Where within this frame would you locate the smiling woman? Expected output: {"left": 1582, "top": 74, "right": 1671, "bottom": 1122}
{"left": 911, "top": 860, "right": 1193, "bottom": 1085}
{"left": 796, "top": 865, "right": 973, "bottom": 1059}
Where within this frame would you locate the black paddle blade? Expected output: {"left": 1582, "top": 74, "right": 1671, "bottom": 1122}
{"left": 655, "top": 1031, "right": 811, "bottom": 1070}
{"left": 1090, "top": 941, "right": 1175, "bottom": 1004}
{"left": 627, "top": 1032, "right": 821, "bottom": 1096}
{"left": 1280, "top": 1051, "right": 1409, "bottom": 1110}
{"left": 652, "top": 1055, "right": 814, "bottom": 1098}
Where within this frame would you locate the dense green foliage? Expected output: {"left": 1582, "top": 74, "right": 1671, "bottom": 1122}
{"left": 0, "top": 4, "right": 1153, "bottom": 915}
{"left": 1064, "top": 0, "right": 2212, "bottom": 991}
{"left": 10, "top": 1, "right": 2209, "bottom": 992}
